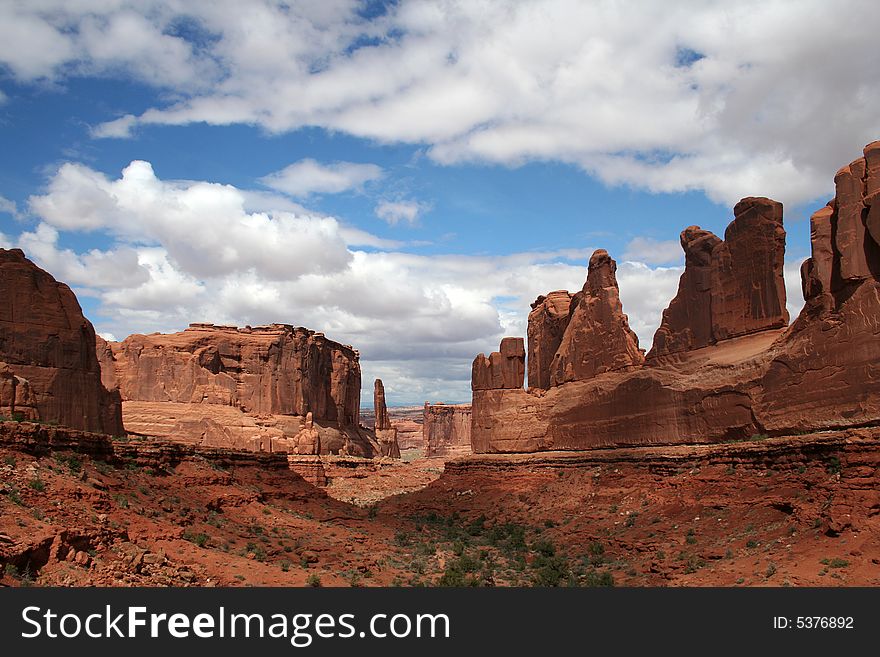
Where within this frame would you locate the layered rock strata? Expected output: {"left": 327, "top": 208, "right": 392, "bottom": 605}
{"left": 527, "top": 291, "right": 572, "bottom": 389}
{"left": 103, "top": 323, "right": 379, "bottom": 457}
{"left": 471, "top": 141, "right": 880, "bottom": 453}
{"left": 423, "top": 403, "right": 472, "bottom": 458}
{"left": 549, "top": 250, "right": 644, "bottom": 385}
{"left": 0, "top": 249, "right": 123, "bottom": 434}
{"left": 649, "top": 197, "right": 788, "bottom": 358}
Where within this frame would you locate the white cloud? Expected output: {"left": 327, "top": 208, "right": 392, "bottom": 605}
{"left": 0, "top": 0, "right": 856, "bottom": 207}
{"left": 260, "top": 159, "right": 383, "bottom": 197}
{"left": 622, "top": 237, "right": 683, "bottom": 265}
{"left": 89, "top": 114, "right": 138, "bottom": 139}
{"left": 0, "top": 232, "right": 10, "bottom": 249}
{"left": 0, "top": 195, "right": 20, "bottom": 219}
{"left": 375, "top": 199, "right": 426, "bottom": 226}
{"left": 29, "top": 160, "right": 353, "bottom": 280}
{"left": 16, "top": 222, "right": 150, "bottom": 289}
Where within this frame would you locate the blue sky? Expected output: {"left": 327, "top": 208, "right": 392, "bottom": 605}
{"left": 0, "top": 1, "right": 878, "bottom": 405}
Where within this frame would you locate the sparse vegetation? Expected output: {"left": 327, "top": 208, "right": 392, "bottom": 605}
{"left": 826, "top": 457, "right": 842, "bottom": 475}
{"left": 182, "top": 529, "right": 210, "bottom": 548}
{"left": 820, "top": 557, "right": 849, "bottom": 569}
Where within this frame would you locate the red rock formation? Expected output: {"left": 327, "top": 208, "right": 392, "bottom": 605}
{"left": 373, "top": 379, "right": 401, "bottom": 459}
{"left": 0, "top": 363, "right": 36, "bottom": 421}
{"left": 103, "top": 323, "right": 381, "bottom": 457}
{"left": 649, "top": 198, "right": 788, "bottom": 358}
{"left": 760, "top": 141, "right": 880, "bottom": 432}
{"left": 291, "top": 412, "right": 320, "bottom": 455}
{"left": 471, "top": 141, "right": 880, "bottom": 454}
{"left": 549, "top": 250, "right": 644, "bottom": 385}
{"left": 108, "top": 323, "right": 361, "bottom": 424}
{"left": 650, "top": 227, "right": 720, "bottom": 356}
{"left": 471, "top": 337, "right": 525, "bottom": 391}
{"left": 527, "top": 290, "right": 572, "bottom": 389}
{"left": 710, "top": 198, "right": 788, "bottom": 341}
{"left": 374, "top": 379, "right": 390, "bottom": 430}
{"left": 0, "top": 249, "right": 123, "bottom": 434}
{"left": 423, "top": 403, "right": 472, "bottom": 457}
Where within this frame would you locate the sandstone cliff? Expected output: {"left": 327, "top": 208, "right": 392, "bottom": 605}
{"left": 0, "top": 249, "right": 123, "bottom": 435}
{"left": 103, "top": 323, "right": 380, "bottom": 457}
{"left": 649, "top": 197, "right": 788, "bottom": 358}
{"left": 471, "top": 141, "right": 880, "bottom": 454}
{"left": 527, "top": 290, "right": 572, "bottom": 389}
{"left": 423, "top": 403, "right": 472, "bottom": 458}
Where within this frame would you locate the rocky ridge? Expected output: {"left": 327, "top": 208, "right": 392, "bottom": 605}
{"left": 471, "top": 141, "right": 880, "bottom": 454}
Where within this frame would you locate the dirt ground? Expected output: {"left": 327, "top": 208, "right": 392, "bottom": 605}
{"left": 1, "top": 428, "right": 877, "bottom": 587}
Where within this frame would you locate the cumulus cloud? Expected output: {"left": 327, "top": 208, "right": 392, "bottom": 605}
{"left": 375, "top": 199, "right": 427, "bottom": 226}
{"left": 622, "top": 237, "right": 683, "bottom": 265}
{"left": 260, "top": 159, "right": 383, "bottom": 197}
{"left": 0, "top": 232, "right": 10, "bottom": 249}
{"left": 0, "top": 0, "right": 859, "bottom": 207}
{"left": 17, "top": 222, "right": 150, "bottom": 289}
{"left": 29, "top": 160, "right": 353, "bottom": 280}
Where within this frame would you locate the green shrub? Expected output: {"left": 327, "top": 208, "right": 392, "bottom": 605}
{"left": 183, "top": 530, "right": 209, "bottom": 548}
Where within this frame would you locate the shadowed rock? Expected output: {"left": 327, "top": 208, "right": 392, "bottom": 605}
{"left": 527, "top": 290, "right": 572, "bottom": 389}
{"left": 649, "top": 197, "right": 787, "bottom": 358}
{"left": 0, "top": 249, "right": 123, "bottom": 434}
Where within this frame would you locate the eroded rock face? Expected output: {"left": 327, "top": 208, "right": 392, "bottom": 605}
{"left": 0, "top": 249, "right": 123, "bottom": 434}
{"left": 549, "top": 250, "right": 644, "bottom": 385}
{"left": 650, "top": 227, "right": 720, "bottom": 356}
{"left": 472, "top": 337, "right": 525, "bottom": 391}
{"left": 764, "top": 140, "right": 880, "bottom": 431}
{"left": 649, "top": 198, "right": 788, "bottom": 358}
{"left": 710, "top": 197, "right": 788, "bottom": 341}
{"left": 527, "top": 290, "right": 572, "bottom": 389}
{"left": 374, "top": 379, "right": 391, "bottom": 430}
{"left": 471, "top": 141, "right": 880, "bottom": 454}
{"left": 109, "top": 323, "right": 361, "bottom": 425}
{"left": 0, "top": 363, "right": 37, "bottom": 421}
{"left": 104, "top": 323, "right": 381, "bottom": 457}
{"left": 423, "top": 403, "right": 472, "bottom": 457}
{"left": 373, "top": 379, "right": 400, "bottom": 458}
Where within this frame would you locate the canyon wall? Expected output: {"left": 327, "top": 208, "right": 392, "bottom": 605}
{"left": 0, "top": 249, "right": 123, "bottom": 435}
{"left": 102, "top": 323, "right": 380, "bottom": 457}
{"left": 423, "top": 403, "right": 472, "bottom": 458}
{"left": 472, "top": 141, "right": 880, "bottom": 454}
